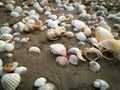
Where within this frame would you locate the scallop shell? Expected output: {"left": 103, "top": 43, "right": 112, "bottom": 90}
{"left": 28, "top": 46, "right": 41, "bottom": 53}
{"left": 3, "top": 62, "right": 18, "bottom": 72}
{"left": 0, "top": 40, "right": 6, "bottom": 52}
{"left": 0, "top": 34, "right": 13, "bottom": 40}
{"left": 69, "top": 55, "right": 79, "bottom": 65}
{"left": 89, "top": 61, "right": 100, "bottom": 72}
{"left": 75, "top": 32, "right": 87, "bottom": 41}
{"left": 34, "top": 77, "right": 47, "bottom": 87}
{"left": 1, "top": 73, "right": 21, "bottom": 90}
{"left": 83, "top": 47, "right": 102, "bottom": 61}
{"left": 4, "top": 43, "right": 14, "bottom": 52}
{"left": 38, "top": 83, "right": 55, "bottom": 90}
{"left": 56, "top": 56, "right": 69, "bottom": 66}
{"left": 94, "top": 27, "right": 114, "bottom": 42}
{"left": 93, "top": 79, "right": 109, "bottom": 90}
{"left": 50, "top": 44, "right": 67, "bottom": 56}
{"left": 14, "top": 66, "right": 27, "bottom": 75}
{"left": 0, "top": 26, "right": 12, "bottom": 34}
{"left": 99, "top": 39, "right": 120, "bottom": 54}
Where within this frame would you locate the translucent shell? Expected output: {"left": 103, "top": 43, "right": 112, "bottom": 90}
{"left": 1, "top": 73, "right": 21, "bottom": 90}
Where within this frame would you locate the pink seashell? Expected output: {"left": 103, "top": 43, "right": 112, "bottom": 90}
{"left": 69, "top": 55, "right": 79, "bottom": 65}
{"left": 50, "top": 44, "right": 67, "bottom": 56}
{"left": 56, "top": 56, "right": 69, "bottom": 66}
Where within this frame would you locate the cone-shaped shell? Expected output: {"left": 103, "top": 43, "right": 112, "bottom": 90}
{"left": 50, "top": 44, "right": 67, "bottom": 56}
{"left": 95, "top": 27, "right": 114, "bottom": 42}
{"left": 1, "top": 73, "right": 21, "bottom": 90}
{"left": 56, "top": 56, "right": 69, "bottom": 66}
{"left": 99, "top": 39, "right": 120, "bottom": 54}
{"left": 83, "top": 47, "right": 102, "bottom": 61}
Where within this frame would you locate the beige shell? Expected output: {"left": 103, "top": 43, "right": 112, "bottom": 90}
{"left": 1, "top": 73, "right": 21, "bottom": 90}
{"left": 82, "top": 26, "right": 92, "bottom": 37}
{"left": 38, "top": 83, "right": 55, "bottom": 90}
{"left": 94, "top": 27, "right": 114, "bottom": 42}
{"left": 0, "top": 34, "right": 13, "bottom": 41}
{"left": 83, "top": 47, "right": 102, "bottom": 61}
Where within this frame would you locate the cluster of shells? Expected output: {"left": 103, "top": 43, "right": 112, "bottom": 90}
{"left": 0, "top": 0, "right": 120, "bottom": 89}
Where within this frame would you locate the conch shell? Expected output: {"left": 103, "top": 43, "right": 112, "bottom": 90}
{"left": 83, "top": 47, "right": 102, "bottom": 61}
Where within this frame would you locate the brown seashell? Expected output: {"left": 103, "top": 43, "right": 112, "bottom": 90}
{"left": 3, "top": 62, "right": 18, "bottom": 72}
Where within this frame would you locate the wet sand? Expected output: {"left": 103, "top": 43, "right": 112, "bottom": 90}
{"left": 0, "top": 1, "right": 120, "bottom": 90}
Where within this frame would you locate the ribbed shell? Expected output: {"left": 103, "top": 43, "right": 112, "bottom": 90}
{"left": 1, "top": 73, "right": 21, "bottom": 90}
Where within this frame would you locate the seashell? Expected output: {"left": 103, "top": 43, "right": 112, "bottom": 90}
{"left": 68, "top": 47, "right": 86, "bottom": 61}
{"left": 102, "top": 50, "right": 114, "bottom": 60}
{"left": 14, "top": 37, "right": 20, "bottom": 42}
{"left": 44, "top": 6, "right": 52, "bottom": 12}
{"left": 0, "top": 26, "right": 12, "bottom": 34}
{"left": 40, "top": 25, "right": 47, "bottom": 31}
{"left": 47, "top": 29, "right": 58, "bottom": 41}
{"left": 28, "top": 10, "right": 36, "bottom": 16}
{"left": 0, "top": 58, "right": 3, "bottom": 67}
{"left": 14, "top": 66, "right": 27, "bottom": 75}
{"left": 47, "top": 20, "right": 59, "bottom": 29}
{"left": 56, "top": 15, "right": 66, "bottom": 23}
{"left": 64, "top": 31, "right": 74, "bottom": 39}
{"left": 0, "top": 2, "right": 4, "bottom": 7}
{"left": 0, "top": 34, "right": 13, "bottom": 40}
{"left": 113, "top": 24, "right": 120, "bottom": 31}
{"left": 38, "top": 83, "right": 55, "bottom": 90}
{"left": 33, "top": 20, "right": 43, "bottom": 29}
{"left": 36, "top": 7, "right": 44, "bottom": 14}
{"left": 99, "top": 39, "right": 120, "bottom": 54}
{"left": 87, "top": 37, "right": 98, "bottom": 45}
{"left": 4, "top": 3, "right": 14, "bottom": 12}
{"left": 3, "top": 62, "right": 18, "bottom": 72}
{"left": 82, "top": 26, "right": 92, "bottom": 37}
{"left": 28, "top": 46, "right": 41, "bottom": 53}
{"left": 55, "top": 0, "right": 62, "bottom": 4}
{"left": 48, "top": 14, "right": 57, "bottom": 20}
{"left": 34, "top": 77, "right": 47, "bottom": 87}
{"left": 4, "top": 43, "right": 14, "bottom": 52}
{"left": 20, "top": 37, "right": 29, "bottom": 43}
{"left": 1, "top": 73, "right": 21, "bottom": 90}
{"left": 10, "top": 11, "right": 20, "bottom": 18}
{"left": 72, "top": 20, "right": 86, "bottom": 29}
{"left": 60, "top": 22, "right": 67, "bottom": 27}
{"left": 64, "top": 4, "right": 74, "bottom": 11}
{"left": 30, "top": 14, "right": 39, "bottom": 20}
{"left": 93, "top": 79, "right": 109, "bottom": 90}
{"left": 24, "top": 23, "right": 34, "bottom": 32}
{"left": 94, "top": 27, "right": 114, "bottom": 42}
{"left": 50, "top": 44, "right": 66, "bottom": 56}
{"left": 83, "top": 47, "right": 102, "bottom": 61}
{"left": 64, "top": 14, "right": 74, "bottom": 24}
{"left": 13, "top": 6, "right": 23, "bottom": 14}
{"left": 89, "top": 61, "right": 100, "bottom": 72}
{"left": 69, "top": 55, "right": 79, "bottom": 65}
{"left": 0, "top": 40, "right": 6, "bottom": 52}
{"left": 55, "top": 26, "right": 66, "bottom": 36}
{"left": 75, "top": 32, "right": 87, "bottom": 41}
{"left": 6, "top": 53, "right": 13, "bottom": 58}
{"left": 44, "top": 11, "right": 52, "bottom": 16}
{"left": 56, "top": 56, "right": 69, "bottom": 66}
{"left": 40, "top": 0, "right": 48, "bottom": 7}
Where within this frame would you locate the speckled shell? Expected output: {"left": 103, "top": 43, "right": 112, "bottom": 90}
{"left": 1, "top": 73, "right": 21, "bottom": 90}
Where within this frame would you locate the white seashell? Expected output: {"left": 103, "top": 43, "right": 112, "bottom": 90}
{"left": 30, "top": 15, "right": 39, "bottom": 20}
{"left": 56, "top": 15, "right": 66, "bottom": 23}
{"left": 1, "top": 73, "right": 21, "bottom": 90}
{"left": 38, "top": 83, "right": 55, "bottom": 90}
{"left": 34, "top": 77, "right": 47, "bottom": 87}
{"left": 0, "top": 2, "right": 4, "bottom": 7}
{"left": 87, "top": 37, "right": 98, "bottom": 45}
{"left": 10, "top": 11, "right": 20, "bottom": 18}
{"left": 6, "top": 53, "right": 13, "bottom": 58}
{"left": 20, "top": 37, "right": 29, "bottom": 43}
{"left": 14, "top": 37, "right": 20, "bottom": 42}
{"left": 0, "top": 34, "right": 13, "bottom": 40}
{"left": 0, "top": 26, "right": 12, "bottom": 34}
{"left": 55, "top": 0, "right": 62, "bottom": 4}
{"left": 56, "top": 56, "right": 69, "bottom": 66}
{"left": 69, "top": 55, "right": 79, "bottom": 65}
{"left": 4, "top": 3, "right": 14, "bottom": 12}
{"left": 94, "top": 79, "right": 109, "bottom": 90}
{"left": 0, "top": 67, "right": 5, "bottom": 76}
{"left": 48, "top": 15, "right": 57, "bottom": 20}
{"left": 64, "top": 4, "right": 74, "bottom": 11}
{"left": 47, "top": 20, "right": 58, "bottom": 28}
{"left": 4, "top": 43, "right": 14, "bottom": 52}
{"left": 89, "top": 61, "right": 100, "bottom": 72}
{"left": 64, "top": 31, "right": 74, "bottom": 39}
{"left": 82, "top": 26, "right": 92, "bottom": 37}
{"left": 0, "top": 59, "right": 3, "bottom": 67}
{"left": 83, "top": 47, "right": 102, "bottom": 61}
{"left": 95, "top": 27, "right": 114, "bottom": 42}
{"left": 72, "top": 20, "right": 86, "bottom": 30}
{"left": 60, "top": 22, "right": 67, "bottom": 27}
{"left": 50, "top": 44, "right": 67, "bottom": 56}
{"left": 75, "top": 32, "right": 87, "bottom": 41}
{"left": 36, "top": 7, "right": 44, "bottom": 14}
{"left": 40, "top": 0, "right": 48, "bottom": 7}
{"left": 28, "top": 46, "right": 41, "bottom": 53}
{"left": 13, "top": 6, "right": 23, "bottom": 14}
{"left": 0, "top": 40, "right": 6, "bottom": 52}
{"left": 14, "top": 66, "right": 27, "bottom": 75}
{"left": 28, "top": 10, "right": 36, "bottom": 16}
{"left": 44, "top": 11, "right": 52, "bottom": 16}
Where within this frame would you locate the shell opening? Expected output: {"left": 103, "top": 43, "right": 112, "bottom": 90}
{"left": 86, "top": 52, "right": 98, "bottom": 61}
{"left": 102, "top": 50, "right": 114, "bottom": 60}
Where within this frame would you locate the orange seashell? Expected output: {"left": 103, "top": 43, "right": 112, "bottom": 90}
{"left": 33, "top": 22, "right": 43, "bottom": 29}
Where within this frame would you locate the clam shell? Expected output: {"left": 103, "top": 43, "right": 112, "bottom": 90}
{"left": 75, "top": 32, "right": 87, "bottom": 41}
{"left": 64, "top": 31, "right": 74, "bottom": 39}
{"left": 4, "top": 43, "right": 14, "bottom": 52}
{"left": 82, "top": 26, "right": 92, "bottom": 37}
{"left": 0, "top": 59, "right": 3, "bottom": 67}
{"left": 50, "top": 44, "right": 67, "bottom": 56}
{"left": 47, "top": 20, "right": 58, "bottom": 28}
{"left": 28, "top": 46, "right": 41, "bottom": 53}
{"left": 56, "top": 56, "right": 69, "bottom": 66}
{"left": 87, "top": 37, "right": 98, "bottom": 45}
{"left": 0, "top": 34, "right": 13, "bottom": 40}
{"left": 34, "top": 77, "right": 47, "bottom": 87}
{"left": 13, "top": 6, "right": 22, "bottom": 14}
{"left": 1, "top": 73, "right": 21, "bottom": 90}
{"left": 3, "top": 62, "right": 18, "bottom": 72}
{"left": 0, "top": 40, "right": 6, "bottom": 52}
{"left": 69, "top": 55, "right": 79, "bottom": 65}
{"left": 94, "top": 27, "right": 114, "bottom": 42}
{"left": 14, "top": 66, "right": 27, "bottom": 75}
{"left": 4, "top": 3, "right": 14, "bottom": 12}
{"left": 13, "top": 22, "right": 25, "bottom": 32}
{"left": 0, "top": 26, "right": 12, "bottom": 34}
{"left": 38, "top": 83, "right": 55, "bottom": 90}
{"left": 83, "top": 47, "right": 102, "bottom": 61}
{"left": 89, "top": 61, "right": 100, "bottom": 72}
{"left": 10, "top": 11, "right": 20, "bottom": 18}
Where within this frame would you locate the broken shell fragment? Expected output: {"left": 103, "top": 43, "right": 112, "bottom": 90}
{"left": 28, "top": 46, "right": 41, "bottom": 53}
{"left": 3, "top": 62, "right": 18, "bottom": 72}
{"left": 50, "top": 44, "right": 67, "bottom": 56}
{"left": 34, "top": 77, "right": 47, "bottom": 87}
{"left": 56, "top": 56, "right": 69, "bottom": 66}
{"left": 1, "top": 73, "right": 21, "bottom": 90}
{"left": 89, "top": 61, "right": 100, "bottom": 72}
{"left": 83, "top": 47, "right": 102, "bottom": 61}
